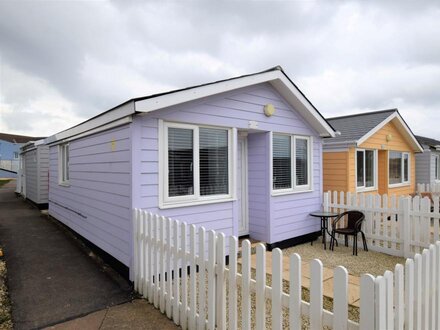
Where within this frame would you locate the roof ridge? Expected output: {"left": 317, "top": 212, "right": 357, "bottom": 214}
{"left": 327, "top": 108, "right": 397, "bottom": 121}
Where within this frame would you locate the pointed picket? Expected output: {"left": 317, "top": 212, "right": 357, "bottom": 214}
{"left": 255, "top": 244, "right": 266, "bottom": 330}
{"left": 197, "top": 227, "right": 206, "bottom": 330}
{"left": 310, "top": 259, "right": 323, "bottom": 330}
{"left": 228, "top": 236, "right": 238, "bottom": 330}
{"left": 241, "top": 240, "right": 251, "bottom": 330}
{"left": 271, "top": 248, "right": 283, "bottom": 330}
{"left": 333, "top": 266, "right": 348, "bottom": 330}
{"left": 289, "top": 253, "right": 301, "bottom": 330}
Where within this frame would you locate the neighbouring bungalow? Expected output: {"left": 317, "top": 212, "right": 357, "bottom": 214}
{"left": 44, "top": 66, "right": 336, "bottom": 277}
{"left": 323, "top": 109, "right": 423, "bottom": 197}
{"left": 0, "top": 132, "right": 44, "bottom": 178}
{"left": 17, "top": 139, "right": 49, "bottom": 208}
{"left": 415, "top": 135, "right": 440, "bottom": 185}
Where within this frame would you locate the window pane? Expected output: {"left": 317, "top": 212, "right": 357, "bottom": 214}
{"left": 296, "top": 138, "right": 308, "bottom": 186}
{"left": 436, "top": 157, "right": 439, "bottom": 180}
{"left": 357, "top": 151, "right": 364, "bottom": 187}
{"left": 403, "top": 154, "right": 409, "bottom": 182}
{"left": 389, "top": 151, "right": 402, "bottom": 184}
{"left": 199, "top": 128, "right": 228, "bottom": 196}
{"left": 168, "top": 128, "right": 194, "bottom": 197}
{"left": 273, "top": 135, "right": 291, "bottom": 189}
{"left": 65, "top": 145, "right": 69, "bottom": 181}
{"left": 365, "top": 150, "right": 374, "bottom": 187}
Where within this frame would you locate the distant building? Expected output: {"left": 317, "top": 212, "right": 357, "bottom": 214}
{"left": 0, "top": 133, "right": 45, "bottom": 178}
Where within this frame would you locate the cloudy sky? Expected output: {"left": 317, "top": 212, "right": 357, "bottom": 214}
{"left": 1, "top": 1, "right": 440, "bottom": 139}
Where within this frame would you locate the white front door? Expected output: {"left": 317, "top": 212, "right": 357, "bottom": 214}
{"left": 238, "top": 135, "right": 249, "bottom": 236}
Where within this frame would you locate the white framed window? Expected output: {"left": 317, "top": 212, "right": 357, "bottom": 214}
{"left": 356, "top": 149, "right": 377, "bottom": 190}
{"left": 272, "top": 133, "right": 312, "bottom": 194}
{"left": 435, "top": 155, "right": 440, "bottom": 181}
{"left": 13, "top": 152, "right": 19, "bottom": 159}
{"left": 161, "top": 122, "right": 233, "bottom": 208}
{"left": 59, "top": 143, "right": 70, "bottom": 185}
{"left": 389, "top": 151, "right": 410, "bottom": 186}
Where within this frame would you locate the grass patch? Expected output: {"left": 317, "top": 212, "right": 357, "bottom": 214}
{"left": 0, "top": 180, "right": 11, "bottom": 188}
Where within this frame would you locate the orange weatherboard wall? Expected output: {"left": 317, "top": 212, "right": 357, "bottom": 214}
{"left": 323, "top": 120, "right": 417, "bottom": 197}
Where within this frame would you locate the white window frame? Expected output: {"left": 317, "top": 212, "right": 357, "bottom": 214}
{"left": 388, "top": 151, "right": 410, "bottom": 187}
{"left": 160, "top": 121, "right": 234, "bottom": 209}
{"left": 435, "top": 154, "right": 440, "bottom": 182}
{"left": 355, "top": 148, "right": 377, "bottom": 192}
{"left": 58, "top": 143, "right": 70, "bottom": 186}
{"left": 271, "top": 133, "right": 313, "bottom": 196}
{"left": 13, "top": 152, "right": 19, "bottom": 159}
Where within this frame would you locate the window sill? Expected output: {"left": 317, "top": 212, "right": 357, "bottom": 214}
{"left": 58, "top": 182, "right": 70, "bottom": 187}
{"left": 356, "top": 187, "right": 377, "bottom": 193}
{"left": 271, "top": 188, "right": 313, "bottom": 196}
{"left": 159, "top": 197, "right": 235, "bottom": 209}
{"left": 388, "top": 182, "right": 411, "bottom": 188}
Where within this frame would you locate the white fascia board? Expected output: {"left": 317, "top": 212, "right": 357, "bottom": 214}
{"left": 46, "top": 116, "right": 133, "bottom": 146}
{"left": 270, "top": 76, "right": 336, "bottom": 137}
{"left": 44, "top": 101, "right": 135, "bottom": 145}
{"left": 357, "top": 112, "right": 397, "bottom": 146}
{"left": 135, "top": 70, "right": 280, "bottom": 113}
{"left": 134, "top": 70, "right": 336, "bottom": 138}
{"left": 357, "top": 112, "right": 424, "bottom": 152}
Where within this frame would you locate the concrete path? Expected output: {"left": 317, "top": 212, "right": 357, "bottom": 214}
{"left": 0, "top": 182, "right": 169, "bottom": 329}
{"left": 45, "top": 300, "right": 180, "bottom": 330}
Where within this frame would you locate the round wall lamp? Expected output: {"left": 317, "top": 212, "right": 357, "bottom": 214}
{"left": 264, "top": 103, "right": 276, "bottom": 117}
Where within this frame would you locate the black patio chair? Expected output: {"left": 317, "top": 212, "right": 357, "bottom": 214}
{"left": 329, "top": 210, "right": 368, "bottom": 256}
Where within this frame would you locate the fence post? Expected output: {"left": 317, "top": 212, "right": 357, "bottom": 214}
{"left": 323, "top": 192, "right": 329, "bottom": 212}
{"left": 360, "top": 274, "right": 376, "bottom": 330}
{"left": 375, "top": 276, "right": 386, "bottom": 330}
{"left": 402, "top": 197, "right": 411, "bottom": 258}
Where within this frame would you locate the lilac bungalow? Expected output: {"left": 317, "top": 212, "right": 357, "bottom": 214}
{"left": 45, "top": 66, "right": 336, "bottom": 275}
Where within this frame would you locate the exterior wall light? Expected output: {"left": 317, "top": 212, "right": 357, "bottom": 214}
{"left": 264, "top": 104, "right": 275, "bottom": 117}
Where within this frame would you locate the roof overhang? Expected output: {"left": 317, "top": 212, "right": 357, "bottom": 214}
{"left": 134, "top": 69, "right": 336, "bottom": 138}
{"left": 44, "top": 67, "right": 336, "bottom": 144}
{"left": 357, "top": 112, "right": 424, "bottom": 152}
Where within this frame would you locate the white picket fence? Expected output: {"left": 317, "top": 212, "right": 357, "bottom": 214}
{"left": 374, "top": 242, "right": 440, "bottom": 330}
{"left": 133, "top": 209, "right": 364, "bottom": 330}
{"left": 324, "top": 191, "right": 440, "bottom": 258}
{"left": 133, "top": 208, "right": 440, "bottom": 329}
{"left": 417, "top": 182, "right": 440, "bottom": 194}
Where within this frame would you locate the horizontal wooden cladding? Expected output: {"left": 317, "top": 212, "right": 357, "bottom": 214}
{"left": 359, "top": 121, "right": 414, "bottom": 151}
{"left": 323, "top": 151, "right": 348, "bottom": 193}
{"left": 48, "top": 124, "right": 132, "bottom": 266}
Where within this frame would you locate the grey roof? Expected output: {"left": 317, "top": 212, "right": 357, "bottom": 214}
{"left": 416, "top": 135, "right": 440, "bottom": 149}
{"left": 325, "top": 109, "right": 397, "bottom": 144}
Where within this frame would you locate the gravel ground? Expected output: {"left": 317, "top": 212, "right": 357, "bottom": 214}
{"left": 283, "top": 240, "right": 406, "bottom": 277}
{"left": 0, "top": 249, "right": 12, "bottom": 330}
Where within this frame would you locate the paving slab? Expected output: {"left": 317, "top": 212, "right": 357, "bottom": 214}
{"left": 244, "top": 246, "right": 361, "bottom": 306}
{"left": 45, "top": 300, "right": 180, "bottom": 330}
{"left": 0, "top": 184, "right": 133, "bottom": 329}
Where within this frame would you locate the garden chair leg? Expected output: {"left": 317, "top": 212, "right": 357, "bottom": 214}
{"left": 361, "top": 232, "right": 368, "bottom": 251}
{"left": 353, "top": 234, "right": 358, "bottom": 256}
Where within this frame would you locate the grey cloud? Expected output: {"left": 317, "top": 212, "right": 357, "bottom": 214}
{"left": 1, "top": 0, "right": 440, "bottom": 139}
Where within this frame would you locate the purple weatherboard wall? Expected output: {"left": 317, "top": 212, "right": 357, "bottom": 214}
{"left": 132, "top": 82, "right": 322, "bottom": 244}
{"left": 48, "top": 125, "right": 132, "bottom": 266}
{"left": 47, "top": 80, "right": 324, "bottom": 272}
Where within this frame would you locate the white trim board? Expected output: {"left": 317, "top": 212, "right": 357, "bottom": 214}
{"left": 357, "top": 112, "right": 423, "bottom": 152}
{"left": 135, "top": 70, "right": 335, "bottom": 138}
{"left": 44, "top": 68, "right": 335, "bottom": 145}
